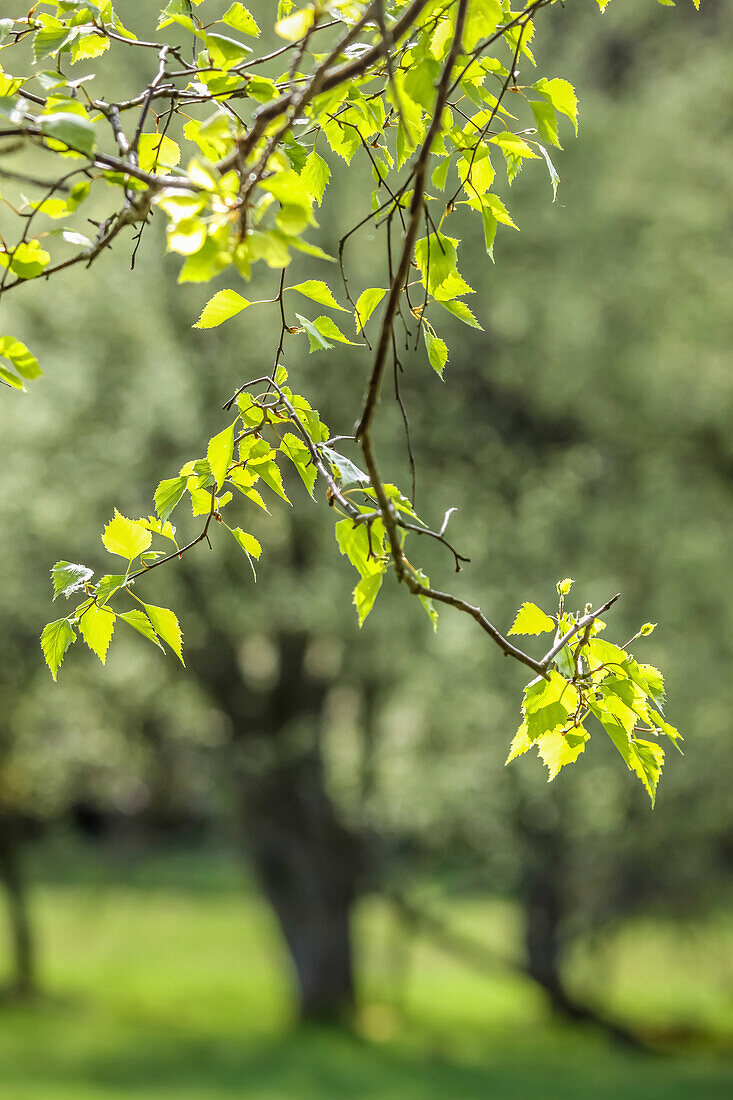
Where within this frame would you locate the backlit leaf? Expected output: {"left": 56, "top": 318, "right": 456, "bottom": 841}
{"left": 207, "top": 422, "right": 236, "bottom": 490}
{"left": 509, "top": 602, "right": 555, "bottom": 636}
{"left": 41, "top": 618, "right": 76, "bottom": 681}
{"left": 51, "top": 561, "right": 94, "bottom": 600}
{"left": 193, "top": 289, "right": 250, "bottom": 328}
{"left": 102, "top": 510, "right": 152, "bottom": 560}
{"left": 79, "top": 604, "right": 116, "bottom": 664}
{"left": 144, "top": 603, "right": 184, "bottom": 664}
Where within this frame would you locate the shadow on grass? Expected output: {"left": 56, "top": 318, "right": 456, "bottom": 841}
{"left": 3, "top": 1009, "right": 733, "bottom": 1100}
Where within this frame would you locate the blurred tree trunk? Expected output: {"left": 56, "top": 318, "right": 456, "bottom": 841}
{"left": 240, "top": 749, "right": 359, "bottom": 1021}
{"left": 0, "top": 811, "right": 35, "bottom": 999}
{"left": 192, "top": 623, "right": 363, "bottom": 1023}
{"left": 514, "top": 786, "right": 576, "bottom": 1014}
{"left": 520, "top": 817, "right": 569, "bottom": 1012}
{"left": 513, "top": 789, "right": 641, "bottom": 1046}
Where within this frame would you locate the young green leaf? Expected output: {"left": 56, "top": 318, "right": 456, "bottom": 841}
{"left": 0, "top": 335, "right": 42, "bottom": 384}
{"left": 288, "top": 280, "right": 347, "bottom": 311}
{"left": 506, "top": 721, "right": 532, "bottom": 764}
{"left": 423, "top": 327, "right": 448, "bottom": 377}
{"left": 78, "top": 605, "right": 116, "bottom": 665}
{"left": 154, "top": 476, "right": 188, "bottom": 523}
{"left": 530, "top": 100, "right": 561, "bottom": 148}
{"left": 353, "top": 572, "right": 384, "bottom": 627}
{"left": 221, "top": 3, "right": 260, "bottom": 36}
{"left": 207, "top": 422, "right": 236, "bottom": 490}
{"left": 193, "top": 289, "right": 250, "bottom": 329}
{"left": 144, "top": 604, "right": 184, "bottom": 665}
{"left": 228, "top": 526, "right": 261, "bottom": 578}
{"left": 538, "top": 727, "right": 588, "bottom": 779}
{"left": 40, "top": 112, "right": 96, "bottom": 157}
{"left": 102, "top": 510, "right": 152, "bottom": 560}
{"left": 533, "top": 77, "right": 579, "bottom": 135}
{"left": 51, "top": 561, "right": 94, "bottom": 600}
{"left": 438, "top": 299, "right": 483, "bottom": 330}
{"left": 118, "top": 609, "right": 164, "bottom": 650}
{"left": 296, "top": 313, "right": 357, "bottom": 353}
{"left": 416, "top": 569, "right": 439, "bottom": 632}
{"left": 509, "top": 602, "right": 555, "bottom": 636}
{"left": 280, "top": 433, "right": 317, "bottom": 497}
{"left": 301, "top": 150, "right": 330, "bottom": 205}
{"left": 229, "top": 527, "right": 261, "bottom": 559}
{"left": 321, "top": 445, "right": 369, "bottom": 488}
{"left": 354, "top": 288, "right": 387, "bottom": 333}
{"left": 41, "top": 618, "right": 76, "bottom": 681}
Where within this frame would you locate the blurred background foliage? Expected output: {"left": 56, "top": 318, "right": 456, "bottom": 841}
{"left": 0, "top": 0, "right": 732, "bottom": 1096}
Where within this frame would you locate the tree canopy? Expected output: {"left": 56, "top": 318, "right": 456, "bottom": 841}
{"left": 0, "top": 0, "right": 699, "bottom": 802}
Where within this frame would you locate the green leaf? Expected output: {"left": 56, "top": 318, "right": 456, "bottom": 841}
{"left": 523, "top": 671, "right": 578, "bottom": 716}
{"left": 335, "top": 520, "right": 383, "bottom": 580}
{"left": 506, "top": 721, "right": 531, "bottom": 764}
{"left": 423, "top": 326, "right": 448, "bottom": 377}
{"left": 34, "top": 23, "right": 74, "bottom": 64}
{"left": 321, "top": 446, "right": 369, "bottom": 488}
{"left": 51, "top": 561, "right": 94, "bottom": 600}
{"left": 280, "top": 434, "right": 317, "bottom": 497}
{"left": 589, "top": 698, "right": 664, "bottom": 805}
{"left": 221, "top": 3, "right": 260, "bottom": 36}
{"left": 228, "top": 527, "right": 261, "bottom": 578}
{"left": 538, "top": 727, "right": 588, "bottom": 779}
{"left": 40, "top": 112, "right": 96, "bottom": 157}
{"left": 354, "top": 572, "right": 384, "bottom": 627}
{"left": 70, "top": 33, "right": 110, "bottom": 64}
{"left": 136, "top": 516, "right": 178, "bottom": 544}
{"left": 416, "top": 569, "right": 438, "bottom": 632}
{"left": 414, "top": 232, "right": 460, "bottom": 297}
{"left": 0, "top": 336, "right": 42, "bottom": 382}
{"left": 251, "top": 459, "right": 290, "bottom": 504}
{"left": 205, "top": 31, "right": 252, "bottom": 69}
{"left": 41, "top": 618, "right": 76, "bottom": 681}
{"left": 79, "top": 604, "right": 116, "bottom": 665}
{"left": 1, "top": 240, "right": 50, "bottom": 280}
{"left": 154, "top": 476, "right": 187, "bottom": 523}
{"left": 144, "top": 603, "right": 184, "bottom": 665}
{"left": 300, "top": 151, "right": 330, "bottom": 206}
{"left": 637, "top": 663, "right": 666, "bottom": 710}
{"left": 536, "top": 143, "right": 561, "bottom": 201}
{"left": 354, "top": 288, "right": 388, "bottom": 333}
{"left": 556, "top": 577, "right": 574, "bottom": 597}
{"left": 193, "top": 289, "right": 249, "bottom": 328}
{"left": 438, "top": 299, "right": 483, "bottom": 331}
{"left": 633, "top": 739, "right": 665, "bottom": 807}
{"left": 230, "top": 527, "right": 261, "bottom": 559}
{"left": 404, "top": 56, "right": 440, "bottom": 110}
{"left": 276, "top": 6, "right": 314, "bottom": 40}
{"left": 118, "top": 609, "right": 165, "bottom": 649}
{"left": 530, "top": 100, "right": 561, "bottom": 148}
{"left": 587, "top": 638, "right": 628, "bottom": 668}
{"left": 138, "top": 132, "right": 181, "bottom": 172}
{"left": 296, "top": 313, "right": 357, "bottom": 353}
{"left": 533, "top": 77, "right": 579, "bottom": 135}
{"left": 207, "top": 422, "right": 236, "bottom": 490}
{"left": 509, "top": 602, "right": 555, "bottom": 636}
{"left": 96, "top": 575, "right": 127, "bottom": 606}
{"left": 288, "top": 280, "right": 347, "bottom": 311}
{"left": 102, "top": 510, "right": 152, "bottom": 560}
{"left": 526, "top": 701, "right": 569, "bottom": 742}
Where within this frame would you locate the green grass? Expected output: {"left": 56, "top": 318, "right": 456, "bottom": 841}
{"left": 0, "top": 871, "right": 732, "bottom": 1099}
